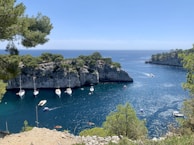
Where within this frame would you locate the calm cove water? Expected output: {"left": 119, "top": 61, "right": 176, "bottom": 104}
{"left": 0, "top": 50, "right": 188, "bottom": 138}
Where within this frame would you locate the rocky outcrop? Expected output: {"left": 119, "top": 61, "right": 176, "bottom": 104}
{"left": 7, "top": 60, "right": 133, "bottom": 89}
{"left": 145, "top": 57, "right": 182, "bottom": 67}
{"left": 145, "top": 49, "right": 183, "bottom": 67}
{"left": 77, "top": 135, "right": 120, "bottom": 145}
{"left": 0, "top": 127, "right": 121, "bottom": 145}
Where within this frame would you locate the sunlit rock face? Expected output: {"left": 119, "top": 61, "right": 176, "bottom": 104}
{"left": 7, "top": 60, "right": 133, "bottom": 89}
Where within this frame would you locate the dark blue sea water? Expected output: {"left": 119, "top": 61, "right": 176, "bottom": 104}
{"left": 0, "top": 49, "right": 188, "bottom": 138}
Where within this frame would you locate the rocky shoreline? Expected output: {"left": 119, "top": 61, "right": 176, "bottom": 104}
{"left": 145, "top": 59, "right": 182, "bottom": 67}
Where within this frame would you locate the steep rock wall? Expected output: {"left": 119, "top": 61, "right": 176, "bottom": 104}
{"left": 7, "top": 61, "right": 133, "bottom": 89}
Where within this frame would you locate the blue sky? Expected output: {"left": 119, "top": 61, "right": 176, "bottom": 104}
{"left": 2, "top": 0, "right": 194, "bottom": 50}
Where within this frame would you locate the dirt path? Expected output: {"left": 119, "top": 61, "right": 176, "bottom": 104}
{"left": 0, "top": 127, "right": 80, "bottom": 145}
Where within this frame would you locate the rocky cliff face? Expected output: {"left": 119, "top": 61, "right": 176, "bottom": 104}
{"left": 146, "top": 57, "right": 182, "bottom": 67}
{"left": 7, "top": 60, "right": 133, "bottom": 89}
{"left": 145, "top": 49, "right": 183, "bottom": 67}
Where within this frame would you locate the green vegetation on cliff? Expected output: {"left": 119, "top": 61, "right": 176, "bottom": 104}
{"left": 0, "top": 80, "right": 6, "bottom": 101}
{"left": 151, "top": 49, "right": 182, "bottom": 61}
{"left": 179, "top": 47, "right": 194, "bottom": 96}
{"left": 147, "top": 49, "right": 183, "bottom": 66}
{"left": 147, "top": 46, "right": 194, "bottom": 67}
{"left": 0, "top": 52, "right": 122, "bottom": 100}
{"left": 178, "top": 46, "right": 194, "bottom": 135}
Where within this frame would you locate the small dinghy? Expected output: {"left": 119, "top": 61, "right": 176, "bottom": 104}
{"left": 43, "top": 107, "right": 50, "bottom": 112}
{"left": 172, "top": 111, "right": 184, "bottom": 117}
{"left": 54, "top": 125, "right": 62, "bottom": 129}
{"left": 38, "top": 100, "right": 47, "bottom": 107}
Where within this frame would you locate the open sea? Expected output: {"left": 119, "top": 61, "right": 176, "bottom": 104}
{"left": 0, "top": 49, "right": 188, "bottom": 138}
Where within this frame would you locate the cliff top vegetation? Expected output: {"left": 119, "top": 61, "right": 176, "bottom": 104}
{"left": 0, "top": 51, "right": 121, "bottom": 81}
{"left": 147, "top": 46, "right": 194, "bottom": 67}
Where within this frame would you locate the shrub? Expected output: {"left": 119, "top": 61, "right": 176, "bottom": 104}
{"left": 79, "top": 127, "right": 108, "bottom": 137}
{"left": 103, "top": 103, "right": 148, "bottom": 140}
{"left": 21, "top": 120, "right": 33, "bottom": 132}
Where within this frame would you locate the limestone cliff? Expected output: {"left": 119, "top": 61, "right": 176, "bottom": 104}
{"left": 7, "top": 56, "right": 133, "bottom": 89}
{"left": 145, "top": 49, "right": 183, "bottom": 67}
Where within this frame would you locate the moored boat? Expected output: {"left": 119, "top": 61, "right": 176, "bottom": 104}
{"left": 65, "top": 87, "right": 72, "bottom": 95}
{"left": 38, "top": 100, "right": 47, "bottom": 106}
{"left": 89, "top": 85, "right": 94, "bottom": 95}
{"left": 54, "top": 125, "right": 62, "bottom": 129}
{"left": 17, "top": 90, "right": 25, "bottom": 98}
{"left": 55, "top": 88, "right": 61, "bottom": 97}
{"left": 172, "top": 111, "right": 184, "bottom": 117}
{"left": 90, "top": 86, "right": 94, "bottom": 92}
{"left": 65, "top": 71, "right": 73, "bottom": 96}
{"left": 43, "top": 107, "right": 50, "bottom": 111}
{"left": 16, "top": 75, "right": 25, "bottom": 99}
{"left": 33, "top": 90, "right": 39, "bottom": 96}
{"left": 33, "top": 76, "right": 39, "bottom": 97}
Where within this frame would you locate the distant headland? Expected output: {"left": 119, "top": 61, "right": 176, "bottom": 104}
{"left": 145, "top": 49, "right": 183, "bottom": 67}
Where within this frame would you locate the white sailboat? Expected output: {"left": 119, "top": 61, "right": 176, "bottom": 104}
{"left": 90, "top": 86, "right": 94, "bottom": 92}
{"left": 65, "top": 73, "right": 72, "bottom": 95}
{"left": 16, "top": 75, "right": 25, "bottom": 98}
{"left": 55, "top": 88, "right": 61, "bottom": 97}
{"left": 55, "top": 74, "right": 61, "bottom": 98}
{"left": 65, "top": 71, "right": 73, "bottom": 96}
{"left": 65, "top": 87, "right": 72, "bottom": 95}
{"left": 33, "top": 76, "right": 39, "bottom": 96}
{"left": 89, "top": 85, "right": 94, "bottom": 95}
{"left": 18, "top": 89, "right": 25, "bottom": 98}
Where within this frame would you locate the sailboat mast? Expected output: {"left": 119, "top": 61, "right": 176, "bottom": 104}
{"left": 19, "top": 75, "right": 22, "bottom": 91}
{"left": 68, "top": 70, "right": 71, "bottom": 87}
{"left": 5, "top": 121, "right": 9, "bottom": 133}
{"left": 35, "top": 106, "right": 39, "bottom": 127}
{"left": 33, "top": 76, "right": 36, "bottom": 91}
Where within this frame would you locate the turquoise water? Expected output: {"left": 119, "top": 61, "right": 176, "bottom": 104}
{"left": 0, "top": 50, "right": 188, "bottom": 138}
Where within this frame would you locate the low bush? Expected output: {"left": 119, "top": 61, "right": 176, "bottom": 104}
{"left": 79, "top": 127, "right": 108, "bottom": 137}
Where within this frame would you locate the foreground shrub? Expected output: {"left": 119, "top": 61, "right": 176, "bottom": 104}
{"left": 21, "top": 120, "right": 33, "bottom": 132}
{"left": 79, "top": 127, "right": 108, "bottom": 137}
{"left": 103, "top": 103, "right": 148, "bottom": 140}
